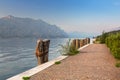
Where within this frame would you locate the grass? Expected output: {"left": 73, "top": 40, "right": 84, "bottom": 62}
{"left": 115, "top": 62, "right": 120, "bottom": 68}
{"left": 59, "top": 39, "right": 80, "bottom": 56}
{"left": 55, "top": 61, "right": 61, "bottom": 64}
{"left": 22, "top": 76, "right": 30, "bottom": 80}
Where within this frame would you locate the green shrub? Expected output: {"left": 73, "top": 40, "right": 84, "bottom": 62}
{"left": 105, "top": 33, "right": 120, "bottom": 59}
{"left": 96, "top": 31, "right": 120, "bottom": 59}
{"left": 115, "top": 63, "right": 120, "bottom": 67}
{"left": 55, "top": 61, "right": 61, "bottom": 64}
{"left": 22, "top": 76, "right": 30, "bottom": 80}
{"left": 100, "top": 31, "right": 108, "bottom": 43}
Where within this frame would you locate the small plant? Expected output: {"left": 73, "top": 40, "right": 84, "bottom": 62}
{"left": 55, "top": 61, "right": 61, "bottom": 64}
{"left": 115, "top": 63, "right": 120, "bottom": 68}
{"left": 59, "top": 39, "right": 79, "bottom": 56}
{"left": 22, "top": 76, "right": 30, "bottom": 80}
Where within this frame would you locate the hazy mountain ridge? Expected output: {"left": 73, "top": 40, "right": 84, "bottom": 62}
{"left": 0, "top": 15, "right": 68, "bottom": 38}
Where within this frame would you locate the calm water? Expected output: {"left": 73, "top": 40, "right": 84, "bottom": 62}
{"left": 0, "top": 38, "right": 68, "bottom": 80}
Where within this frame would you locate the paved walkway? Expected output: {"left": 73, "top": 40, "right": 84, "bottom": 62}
{"left": 30, "top": 44, "right": 120, "bottom": 80}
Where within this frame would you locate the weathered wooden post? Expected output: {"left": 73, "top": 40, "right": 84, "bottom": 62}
{"left": 35, "top": 40, "right": 44, "bottom": 65}
{"left": 86, "top": 38, "right": 90, "bottom": 44}
{"left": 85, "top": 38, "right": 87, "bottom": 45}
{"left": 80, "top": 40, "right": 82, "bottom": 47}
{"left": 72, "top": 39, "right": 76, "bottom": 48}
{"left": 83, "top": 39, "right": 86, "bottom": 45}
{"left": 35, "top": 39, "right": 50, "bottom": 65}
{"left": 88, "top": 38, "right": 90, "bottom": 43}
{"left": 82, "top": 39, "right": 84, "bottom": 46}
{"left": 78, "top": 39, "right": 80, "bottom": 48}
{"left": 76, "top": 39, "right": 79, "bottom": 49}
{"left": 43, "top": 39, "right": 50, "bottom": 63}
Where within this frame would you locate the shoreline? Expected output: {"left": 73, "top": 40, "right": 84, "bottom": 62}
{"left": 7, "top": 43, "right": 90, "bottom": 80}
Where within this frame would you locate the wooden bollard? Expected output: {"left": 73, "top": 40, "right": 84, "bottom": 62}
{"left": 83, "top": 39, "right": 85, "bottom": 46}
{"left": 35, "top": 39, "right": 50, "bottom": 65}
{"left": 78, "top": 39, "right": 80, "bottom": 48}
{"left": 86, "top": 38, "right": 90, "bottom": 44}
{"left": 43, "top": 39, "right": 50, "bottom": 63}
{"left": 35, "top": 40, "right": 44, "bottom": 65}
{"left": 85, "top": 38, "right": 86, "bottom": 44}
{"left": 76, "top": 39, "right": 79, "bottom": 49}
{"left": 72, "top": 39, "right": 76, "bottom": 48}
{"left": 80, "top": 40, "right": 84, "bottom": 47}
{"left": 88, "top": 38, "right": 90, "bottom": 44}
{"left": 83, "top": 39, "right": 85, "bottom": 45}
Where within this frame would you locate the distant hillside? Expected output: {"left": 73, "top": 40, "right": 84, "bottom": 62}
{"left": 0, "top": 15, "right": 68, "bottom": 38}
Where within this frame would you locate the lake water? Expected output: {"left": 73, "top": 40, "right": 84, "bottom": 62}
{"left": 0, "top": 38, "right": 69, "bottom": 80}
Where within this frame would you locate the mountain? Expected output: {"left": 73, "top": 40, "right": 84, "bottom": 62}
{"left": 0, "top": 15, "right": 68, "bottom": 38}
{"left": 68, "top": 32, "right": 95, "bottom": 38}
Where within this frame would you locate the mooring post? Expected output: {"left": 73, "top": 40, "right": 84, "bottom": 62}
{"left": 80, "top": 39, "right": 84, "bottom": 47}
{"left": 43, "top": 39, "right": 50, "bottom": 63}
{"left": 35, "top": 39, "right": 50, "bottom": 65}
{"left": 76, "top": 39, "right": 78, "bottom": 49}
{"left": 72, "top": 39, "right": 76, "bottom": 48}
{"left": 35, "top": 40, "right": 43, "bottom": 65}
{"left": 86, "top": 38, "right": 90, "bottom": 44}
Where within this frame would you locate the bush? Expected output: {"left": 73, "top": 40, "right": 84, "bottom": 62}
{"left": 96, "top": 31, "right": 120, "bottom": 59}
{"left": 100, "top": 31, "right": 108, "bottom": 43}
{"left": 22, "top": 76, "right": 30, "bottom": 80}
{"left": 55, "top": 61, "right": 61, "bottom": 64}
{"left": 105, "top": 33, "right": 120, "bottom": 59}
{"left": 115, "top": 62, "right": 120, "bottom": 67}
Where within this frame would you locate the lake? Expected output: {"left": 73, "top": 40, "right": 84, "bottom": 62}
{"left": 0, "top": 38, "right": 69, "bottom": 80}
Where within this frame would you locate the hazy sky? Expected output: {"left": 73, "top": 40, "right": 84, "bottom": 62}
{"left": 0, "top": 0, "right": 120, "bottom": 34}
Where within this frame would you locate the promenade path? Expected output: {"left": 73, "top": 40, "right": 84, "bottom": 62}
{"left": 30, "top": 44, "right": 120, "bottom": 80}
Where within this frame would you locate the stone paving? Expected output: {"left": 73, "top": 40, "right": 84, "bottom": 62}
{"left": 30, "top": 44, "right": 120, "bottom": 80}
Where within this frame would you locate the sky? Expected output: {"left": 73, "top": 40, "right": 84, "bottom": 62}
{"left": 0, "top": 0, "right": 120, "bottom": 35}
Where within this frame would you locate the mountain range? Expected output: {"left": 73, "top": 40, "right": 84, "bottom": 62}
{"left": 0, "top": 15, "right": 68, "bottom": 38}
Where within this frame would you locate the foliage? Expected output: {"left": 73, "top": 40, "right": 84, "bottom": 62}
{"left": 22, "top": 76, "right": 30, "bottom": 80}
{"left": 55, "top": 61, "right": 61, "bottom": 64}
{"left": 115, "top": 62, "right": 120, "bottom": 68}
{"left": 100, "top": 31, "right": 108, "bottom": 43}
{"left": 105, "top": 33, "right": 120, "bottom": 59}
{"left": 59, "top": 39, "right": 79, "bottom": 56}
{"left": 96, "top": 31, "right": 120, "bottom": 59}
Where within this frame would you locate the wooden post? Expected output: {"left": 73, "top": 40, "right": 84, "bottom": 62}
{"left": 80, "top": 40, "right": 83, "bottom": 47}
{"left": 78, "top": 39, "right": 80, "bottom": 48}
{"left": 35, "top": 39, "right": 50, "bottom": 65}
{"left": 76, "top": 39, "right": 79, "bottom": 49}
{"left": 72, "top": 39, "right": 76, "bottom": 48}
{"left": 88, "top": 38, "right": 90, "bottom": 43}
{"left": 43, "top": 39, "right": 50, "bottom": 63}
{"left": 86, "top": 38, "right": 90, "bottom": 44}
{"left": 85, "top": 38, "right": 87, "bottom": 45}
{"left": 35, "top": 40, "right": 44, "bottom": 65}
